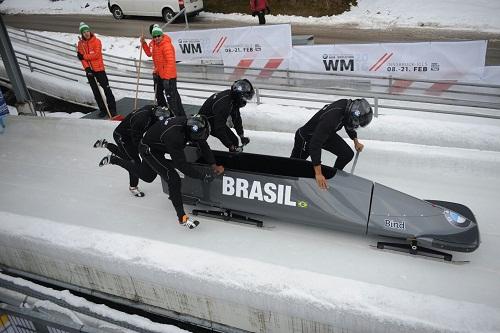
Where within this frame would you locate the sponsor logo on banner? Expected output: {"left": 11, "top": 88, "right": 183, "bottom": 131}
{"left": 178, "top": 39, "right": 205, "bottom": 54}
{"left": 322, "top": 54, "right": 354, "bottom": 72}
{"left": 222, "top": 176, "right": 297, "bottom": 207}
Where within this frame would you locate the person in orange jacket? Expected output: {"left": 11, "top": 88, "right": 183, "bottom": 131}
{"left": 250, "top": 0, "right": 270, "bottom": 25}
{"left": 76, "top": 22, "right": 117, "bottom": 118}
{"left": 147, "top": 24, "right": 168, "bottom": 108}
{"left": 140, "top": 25, "right": 185, "bottom": 116}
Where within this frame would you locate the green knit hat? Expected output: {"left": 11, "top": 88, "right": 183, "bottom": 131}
{"left": 151, "top": 25, "right": 163, "bottom": 37}
{"left": 79, "top": 22, "right": 90, "bottom": 34}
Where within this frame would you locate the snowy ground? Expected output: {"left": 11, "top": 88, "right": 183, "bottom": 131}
{"left": 1, "top": 0, "right": 500, "bottom": 331}
{"left": 1, "top": 0, "right": 500, "bottom": 33}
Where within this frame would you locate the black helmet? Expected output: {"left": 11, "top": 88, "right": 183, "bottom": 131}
{"left": 231, "top": 79, "right": 255, "bottom": 106}
{"left": 345, "top": 98, "right": 373, "bottom": 130}
{"left": 186, "top": 114, "right": 210, "bottom": 141}
{"left": 153, "top": 105, "right": 172, "bottom": 120}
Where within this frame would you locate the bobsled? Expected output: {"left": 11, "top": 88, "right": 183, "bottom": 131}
{"left": 162, "top": 147, "right": 480, "bottom": 260}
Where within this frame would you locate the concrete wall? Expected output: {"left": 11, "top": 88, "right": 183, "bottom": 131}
{"left": 0, "top": 231, "right": 423, "bottom": 333}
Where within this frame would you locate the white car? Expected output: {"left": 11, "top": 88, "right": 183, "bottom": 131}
{"left": 108, "top": 0, "right": 204, "bottom": 22}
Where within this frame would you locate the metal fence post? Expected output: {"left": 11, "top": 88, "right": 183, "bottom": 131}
{"left": 184, "top": 8, "right": 189, "bottom": 30}
{"left": 203, "top": 64, "right": 207, "bottom": 80}
{"left": 26, "top": 54, "right": 33, "bottom": 72}
{"left": 23, "top": 29, "right": 30, "bottom": 43}
{"left": 255, "top": 87, "right": 261, "bottom": 104}
{"left": 374, "top": 97, "right": 379, "bottom": 118}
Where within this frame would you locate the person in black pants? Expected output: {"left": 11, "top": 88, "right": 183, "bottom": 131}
{"left": 291, "top": 98, "right": 373, "bottom": 190}
{"left": 148, "top": 24, "right": 168, "bottom": 107}
{"left": 99, "top": 115, "right": 224, "bottom": 229}
{"left": 198, "top": 79, "right": 254, "bottom": 152}
{"left": 94, "top": 104, "right": 172, "bottom": 197}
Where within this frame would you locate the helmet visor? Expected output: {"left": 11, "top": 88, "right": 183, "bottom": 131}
{"left": 348, "top": 99, "right": 373, "bottom": 129}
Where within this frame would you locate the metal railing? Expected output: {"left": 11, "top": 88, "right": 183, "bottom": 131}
{"left": 3, "top": 26, "right": 500, "bottom": 119}
{"left": 0, "top": 274, "right": 175, "bottom": 333}
{"left": 1, "top": 303, "right": 99, "bottom": 333}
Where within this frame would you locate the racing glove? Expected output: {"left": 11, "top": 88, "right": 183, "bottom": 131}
{"left": 240, "top": 136, "right": 250, "bottom": 146}
{"left": 229, "top": 145, "right": 243, "bottom": 153}
{"left": 252, "top": 11, "right": 257, "bottom": 17}
{"left": 77, "top": 52, "right": 84, "bottom": 61}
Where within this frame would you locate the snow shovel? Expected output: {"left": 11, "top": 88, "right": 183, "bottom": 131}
{"left": 134, "top": 35, "right": 143, "bottom": 110}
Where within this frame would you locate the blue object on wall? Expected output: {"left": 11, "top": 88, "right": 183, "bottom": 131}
{"left": 0, "top": 90, "right": 8, "bottom": 130}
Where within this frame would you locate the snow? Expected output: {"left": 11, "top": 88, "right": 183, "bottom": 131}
{"left": 1, "top": 1, "right": 500, "bottom": 332}
{"left": 1, "top": 0, "right": 500, "bottom": 33}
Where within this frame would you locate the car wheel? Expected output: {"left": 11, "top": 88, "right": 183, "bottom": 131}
{"left": 162, "top": 8, "right": 175, "bottom": 22}
{"left": 111, "top": 5, "right": 124, "bottom": 19}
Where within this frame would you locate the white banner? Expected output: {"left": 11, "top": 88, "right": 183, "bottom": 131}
{"left": 290, "top": 41, "right": 487, "bottom": 80}
{"left": 480, "top": 66, "right": 500, "bottom": 84}
{"left": 168, "top": 24, "right": 292, "bottom": 66}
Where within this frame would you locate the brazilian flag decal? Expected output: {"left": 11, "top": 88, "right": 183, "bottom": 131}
{"left": 297, "top": 201, "right": 308, "bottom": 208}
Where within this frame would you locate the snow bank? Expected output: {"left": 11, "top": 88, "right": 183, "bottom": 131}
{"left": 1, "top": 213, "right": 499, "bottom": 333}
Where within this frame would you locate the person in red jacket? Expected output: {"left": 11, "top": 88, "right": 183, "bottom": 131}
{"left": 147, "top": 24, "right": 168, "bottom": 108}
{"left": 250, "top": 0, "right": 270, "bottom": 25}
{"left": 140, "top": 25, "right": 185, "bottom": 116}
{"left": 76, "top": 22, "right": 117, "bottom": 118}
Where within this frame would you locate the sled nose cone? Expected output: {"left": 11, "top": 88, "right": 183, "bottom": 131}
{"left": 420, "top": 222, "right": 480, "bottom": 253}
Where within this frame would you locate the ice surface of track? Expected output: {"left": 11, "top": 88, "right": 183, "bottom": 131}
{"left": 0, "top": 116, "right": 499, "bottom": 331}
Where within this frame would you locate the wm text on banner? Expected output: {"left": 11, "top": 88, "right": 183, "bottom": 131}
{"left": 290, "top": 41, "right": 487, "bottom": 80}
{"left": 168, "top": 24, "right": 292, "bottom": 67}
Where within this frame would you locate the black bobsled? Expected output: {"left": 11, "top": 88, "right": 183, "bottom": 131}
{"left": 161, "top": 147, "right": 480, "bottom": 259}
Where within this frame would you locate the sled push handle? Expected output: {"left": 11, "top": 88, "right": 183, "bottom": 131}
{"left": 350, "top": 151, "right": 360, "bottom": 174}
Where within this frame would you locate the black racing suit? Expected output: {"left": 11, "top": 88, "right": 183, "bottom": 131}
{"left": 111, "top": 116, "right": 216, "bottom": 220}
{"left": 105, "top": 104, "right": 159, "bottom": 187}
{"left": 198, "top": 90, "right": 244, "bottom": 150}
{"left": 290, "top": 99, "right": 357, "bottom": 170}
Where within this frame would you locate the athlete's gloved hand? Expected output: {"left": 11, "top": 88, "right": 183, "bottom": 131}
{"left": 85, "top": 67, "right": 94, "bottom": 77}
{"left": 77, "top": 52, "right": 84, "bottom": 61}
{"left": 252, "top": 11, "right": 257, "bottom": 17}
{"left": 229, "top": 145, "right": 243, "bottom": 153}
{"left": 240, "top": 136, "right": 250, "bottom": 146}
